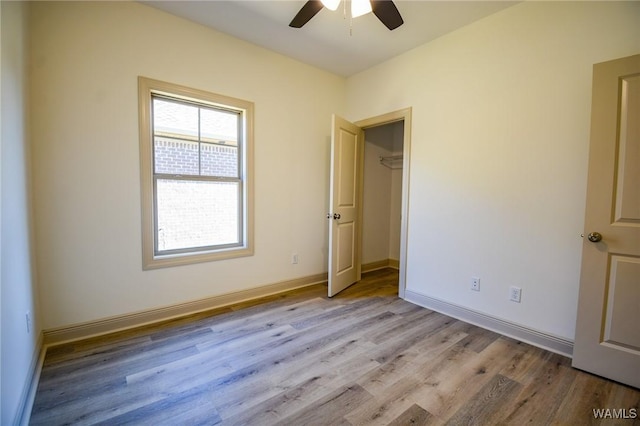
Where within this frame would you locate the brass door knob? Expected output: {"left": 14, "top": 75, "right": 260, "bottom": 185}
{"left": 587, "top": 232, "right": 603, "bottom": 243}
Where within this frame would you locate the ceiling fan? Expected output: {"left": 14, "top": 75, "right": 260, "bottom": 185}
{"left": 289, "top": 0, "right": 404, "bottom": 31}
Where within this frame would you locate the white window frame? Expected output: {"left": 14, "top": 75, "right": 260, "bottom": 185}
{"left": 138, "top": 77, "right": 254, "bottom": 269}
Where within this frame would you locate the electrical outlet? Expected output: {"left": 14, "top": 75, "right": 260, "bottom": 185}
{"left": 509, "top": 286, "right": 522, "bottom": 303}
{"left": 26, "top": 311, "right": 32, "bottom": 334}
{"left": 291, "top": 253, "right": 299, "bottom": 264}
{"left": 471, "top": 277, "right": 480, "bottom": 291}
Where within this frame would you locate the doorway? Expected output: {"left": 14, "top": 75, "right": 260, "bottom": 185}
{"left": 326, "top": 109, "right": 411, "bottom": 298}
{"left": 356, "top": 108, "right": 411, "bottom": 299}
{"left": 361, "top": 121, "right": 404, "bottom": 277}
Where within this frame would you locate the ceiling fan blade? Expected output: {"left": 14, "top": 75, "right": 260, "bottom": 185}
{"left": 289, "top": 0, "right": 324, "bottom": 28}
{"left": 371, "top": 0, "right": 404, "bottom": 30}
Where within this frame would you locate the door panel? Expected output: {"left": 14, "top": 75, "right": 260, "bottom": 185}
{"left": 328, "top": 115, "right": 364, "bottom": 297}
{"left": 573, "top": 54, "right": 640, "bottom": 388}
{"left": 337, "top": 222, "right": 355, "bottom": 273}
{"left": 614, "top": 74, "right": 640, "bottom": 224}
{"left": 603, "top": 255, "right": 640, "bottom": 349}
{"left": 338, "top": 130, "right": 357, "bottom": 208}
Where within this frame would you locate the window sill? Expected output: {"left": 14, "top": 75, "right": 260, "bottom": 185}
{"left": 143, "top": 245, "right": 254, "bottom": 270}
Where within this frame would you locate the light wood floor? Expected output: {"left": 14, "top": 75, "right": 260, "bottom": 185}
{"left": 31, "top": 269, "right": 639, "bottom": 425}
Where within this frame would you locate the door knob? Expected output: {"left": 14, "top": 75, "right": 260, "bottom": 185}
{"left": 333, "top": 213, "right": 341, "bottom": 220}
{"left": 587, "top": 232, "right": 603, "bottom": 243}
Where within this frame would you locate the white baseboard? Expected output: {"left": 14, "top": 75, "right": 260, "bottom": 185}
{"left": 362, "top": 258, "right": 399, "bottom": 273}
{"left": 404, "top": 289, "right": 574, "bottom": 358}
{"left": 43, "top": 272, "right": 328, "bottom": 346}
{"left": 16, "top": 332, "right": 44, "bottom": 426}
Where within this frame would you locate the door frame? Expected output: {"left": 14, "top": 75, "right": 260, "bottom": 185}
{"left": 355, "top": 107, "right": 412, "bottom": 299}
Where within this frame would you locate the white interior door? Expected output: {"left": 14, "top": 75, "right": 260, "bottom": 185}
{"left": 572, "top": 54, "right": 640, "bottom": 388}
{"left": 328, "top": 115, "right": 364, "bottom": 297}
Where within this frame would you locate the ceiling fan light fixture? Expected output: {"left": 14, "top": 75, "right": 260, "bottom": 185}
{"left": 321, "top": 0, "right": 341, "bottom": 11}
{"left": 351, "top": 0, "right": 372, "bottom": 18}
{"left": 289, "top": 0, "right": 402, "bottom": 30}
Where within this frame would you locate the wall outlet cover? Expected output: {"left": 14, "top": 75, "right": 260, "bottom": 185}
{"left": 509, "top": 286, "right": 522, "bottom": 303}
{"left": 471, "top": 277, "right": 480, "bottom": 291}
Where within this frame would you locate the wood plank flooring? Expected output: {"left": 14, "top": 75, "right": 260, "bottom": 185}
{"left": 30, "top": 269, "right": 640, "bottom": 425}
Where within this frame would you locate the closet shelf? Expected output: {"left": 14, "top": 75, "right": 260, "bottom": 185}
{"left": 379, "top": 155, "right": 403, "bottom": 169}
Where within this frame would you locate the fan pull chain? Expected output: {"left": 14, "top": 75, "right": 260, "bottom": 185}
{"left": 340, "top": 0, "right": 353, "bottom": 36}
{"left": 346, "top": 0, "right": 353, "bottom": 36}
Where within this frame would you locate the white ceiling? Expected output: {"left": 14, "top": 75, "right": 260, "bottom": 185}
{"left": 143, "top": 1, "right": 518, "bottom": 77}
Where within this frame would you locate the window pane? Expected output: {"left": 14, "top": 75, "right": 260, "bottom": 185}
{"left": 154, "top": 138, "right": 199, "bottom": 175}
{"left": 156, "top": 179, "right": 240, "bottom": 252}
{"left": 153, "top": 98, "right": 198, "bottom": 140}
{"left": 200, "top": 108, "right": 238, "bottom": 144}
{"left": 200, "top": 143, "right": 238, "bottom": 178}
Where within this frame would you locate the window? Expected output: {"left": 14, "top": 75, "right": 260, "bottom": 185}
{"left": 139, "top": 77, "right": 253, "bottom": 269}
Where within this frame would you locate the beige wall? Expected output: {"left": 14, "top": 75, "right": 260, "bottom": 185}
{"left": 389, "top": 167, "right": 402, "bottom": 262}
{"left": 1, "top": 2, "right": 40, "bottom": 423}
{"left": 347, "top": 1, "right": 640, "bottom": 340}
{"left": 29, "top": 1, "right": 346, "bottom": 328}
{"left": 388, "top": 123, "right": 403, "bottom": 262}
{"left": 362, "top": 141, "right": 392, "bottom": 264}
